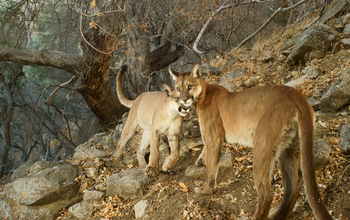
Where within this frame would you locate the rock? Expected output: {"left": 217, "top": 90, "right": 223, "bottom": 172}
{"left": 72, "top": 131, "right": 118, "bottom": 162}
{"left": 219, "top": 69, "right": 243, "bottom": 91}
{"left": 340, "top": 124, "right": 350, "bottom": 155}
{"left": 68, "top": 201, "right": 94, "bottom": 219}
{"left": 342, "top": 13, "right": 350, "bottom": 24}
{"left": 304, "top": 66, "right": 320, "bottom": 79}
{"left": 218, "top": 153, "right": 233, "bottom": 171}
{"left": 285, "top": 75, "right": 307, "bottom": 88}
{"left": 244, "top": 78, "right": 255, "bottom": 88}
{"left": 318, "top": 0, "right": 349, "bottom": 24}
{"left": 307, "top": 98, "right": 321, "bottom": 111}
{"left": 185, "top": 164, "right": 206, "bottom": 179}
{"left": 0, "top": 195, "right": 81, "bottom": 220}
{"left": 343, "top": 24, "right": 350, "bottom": 34}
{"left": 221, "top": 57, "right": 240, "bottom": 71}
{"left": 134, "top": 199, "right": 149, "bottom": 219}
{"left": 185, "top": 153, "right": 232, "bottom": 179}
{"left": 179, "top": 138, "right": 203, "bottom": 157}
{"left": 4, "top": 163, "right": 79, "bottom": 206}
{"left": 287, "top": 25, "right": 335, "bottom": 64}
{"left": 83, "top": 190, "right": 104, "bottom": 202}
{"left": 258, "top": 55, "right": 274, "bottom": 63}
{"left": 28, "top": 161, "right": 60, "bottom": 174}
{"left": 280, "top": 40, "right": 295, "bottom": 51}
{"left": 200, "top": 63, "right": 222, "bottom": 76}
{"left": 106, "top": 168, "right": 151, "bottom": 200}
{"left": 320, "top": 67, "right": 350, "bottom": 112}
{"left": 313, "top": 139, "right": 331, "bottom": 170}
{"left": 11, "top": 158, "right": 42, "bottom": 181}
{"left": 340, "top": 38, "right": 350, "bottom": 49}
{"left": 304, "top": 50, "right": 325, "bottom": 61}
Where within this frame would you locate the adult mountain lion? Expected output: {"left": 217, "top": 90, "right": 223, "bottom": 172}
{"left": 116, "top": 65, "right": 190, "bottom": 176}
{"left": 169, "top": 64, "right": 332, "bottom": 220}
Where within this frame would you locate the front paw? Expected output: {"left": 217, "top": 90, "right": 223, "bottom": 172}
{"left": 146, "top": 165, "right": 159, "bottom": 177}
{"left": 194, "top": 185, "right": 215, "bottom": 194}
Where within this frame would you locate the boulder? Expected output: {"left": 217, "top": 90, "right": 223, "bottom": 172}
{"left": 83, "top": 190, "right": 105, "bottom": 202}
{"left": 318, "top": 0, "right": 349, "bottom": 24}
{"left": 340, "top": 124, "right": 350, "bottom": 155}
{"left": 287, "top": 25, "right": 335, "bottom": 64}
{"left": 320, "top": 67, "right": 350, "bottom": 112}
{"left": 72, "top": 131, "right": 119, "bottom": 162}
{"left": 11, "top": 158, "right": 43, "bottom": 181}
{"left": 4, "top": 163, "right": 79, "bottom": 206}
{"left": 0, "top": 196, "right": 80, "bottom": 220}
{"left": 106, "top": 168, "right": 151, "bottom": 200}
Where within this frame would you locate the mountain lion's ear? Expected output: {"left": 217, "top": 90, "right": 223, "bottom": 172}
{"left": 191, "top": 63, "right": 201, "bottom": 78}
{"left": 162, "top": 84, "right": 173, "bottom": 97}
{"left": 168, "top": 68, "right": 178, "bottom": 81}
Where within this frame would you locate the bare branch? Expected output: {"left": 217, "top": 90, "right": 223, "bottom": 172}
{"left": 235, "top": 0, "right": 309, "bottom": 50}
{"left": 193, "top": 0, "right": 277, "bottom": 61}
{"left": 0, "top": 45, "right": 83, "bottom": 76}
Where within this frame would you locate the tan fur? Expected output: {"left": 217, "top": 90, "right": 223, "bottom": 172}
{"left": 169, "top": 64, "right": 332, "bottom": 220}
{"left": 116, "top": 65, "right": 190, "bottom": 176}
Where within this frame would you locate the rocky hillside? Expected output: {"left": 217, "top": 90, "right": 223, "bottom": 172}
{"left": 1, "top": 1, "right": 350, "bottom": 220}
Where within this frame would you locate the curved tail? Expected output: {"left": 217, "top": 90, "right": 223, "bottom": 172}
{"left": 116, "top": 64, "right": 133, "bottom": 108}
{"left": 297, "top": 98, "right": 333, "bottom": 220}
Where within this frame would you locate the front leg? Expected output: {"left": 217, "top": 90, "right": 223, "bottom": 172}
{"left": 146, "top": 130, "right": 160, "bottom": 177}
{"left": 194, "top": 138, "right": 222, "bottom": 194}
{"left": 162, "top": 134, "right": 179, "bottom": 172}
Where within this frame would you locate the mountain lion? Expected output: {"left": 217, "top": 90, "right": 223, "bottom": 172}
{"left": 116, "top": 64, "right": 190, "bottom": 176}
{"left": 169, "top": 64, "right": 332, "bottom": 220}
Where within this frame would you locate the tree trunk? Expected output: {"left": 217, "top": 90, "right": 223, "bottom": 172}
{"left": 0, "top": 73, "right": 15, "bottom": 177}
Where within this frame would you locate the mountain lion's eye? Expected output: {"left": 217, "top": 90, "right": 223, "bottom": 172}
{"left": 175, "top": 97, "right": 180, "bottom": 101}
{"left": 188, "top": 85, "right": 193, "bottom": 90}
{"left": 176, "top": 87, "right": 181, "bottom": 91}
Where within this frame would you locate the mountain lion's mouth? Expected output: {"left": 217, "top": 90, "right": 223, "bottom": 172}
{"left": 178, "top": 106, "right": 190, "bottom": 116}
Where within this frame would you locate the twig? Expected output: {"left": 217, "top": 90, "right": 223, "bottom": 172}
{"left": 234, "top": 0, "right": 308, "bottom": 50}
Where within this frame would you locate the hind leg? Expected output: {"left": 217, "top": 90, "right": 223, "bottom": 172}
{"left": 146, "top": 130, "right": 160, "bottom": 177}
{"left": 268, "top": 135, "right": 301, "bottom": 220}
{"left": 117, "top": 118, "right": 137, "bottom": 162}
{"left": 252, "top": 143, "right": 275, "bottom": 220}
{"left": 137, "top": 130, "right": 151, "bottom": 168}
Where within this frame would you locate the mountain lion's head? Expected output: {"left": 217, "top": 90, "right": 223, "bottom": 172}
{"left": 168, "top": 64, "right": 202, "bottom": 107}
{"left": 162, "top": 84, "right": 190, "bottom": 117}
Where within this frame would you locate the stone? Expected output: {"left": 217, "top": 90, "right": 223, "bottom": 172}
{"left": 4, "top": 163, "right": 79, "bottom": 206}
{"left": 320, "top": 67, "right": 350, "bottom": 112}
{"left": 83, "top": 190, "right": 105, "bottom": 202}
{"left": 184, "top": 164, "right": 206, "bottom": 179}
{"left": 11, "top": 158, "right": 41, "bottom": 181}
{"left": 0, "top": 195, "right": 80, "bottom": 220}
{"left": 134, "top": 199, "right": 149, "bottom": 218}
{"left": 304, "top": 66, "right": 320, "bottom": 79}
{"left": 72, "top": 131, "right": 118, "bottom": 162}
{"left": 106, "top": 168, "right": 151, "bottom": 200}
{"left": 219, "top": 69, "right": 243, "bottom": 91}
{"left": 200, "top": 63, "right": 222, "bottom": 76}
{"left": 244, "top": 78, "right": 255, "bottom": 88}
{"left": 285, "top": 75, "right": 307, "bottom": 88}
{"left": 342, "top": 13, "right": 350, "bottom": 24}
{"left": 340, "top": 38, "right": 350, "bottom": 49}
{"left": 221, "top": 57, "right": 240, "bottom": 71}
{"left": 313, "top": 139, "right": 331, "bottom": 170}
{"left": 340, "top": 124, "right": 350, "bottom": 155}
{"left": 287, "top": 26, "right": 335, "bottom": 64}
{"left": 343, "top": 24, "right": 350, "bottom": 34}
{"left": 318, "top": 0, "right": 349, "bottom": 24}
{"left": 68, "top": 201, "right": 94, "bottom": 219}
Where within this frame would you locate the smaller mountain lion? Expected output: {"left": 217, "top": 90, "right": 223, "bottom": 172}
{"left": 116, "top": 65, "right": 190, "bottom": 176}
{"left": 169, "top": 64, "right": 332, "bottom": 220}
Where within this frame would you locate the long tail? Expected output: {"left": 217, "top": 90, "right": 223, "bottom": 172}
{"left": 297, "top": 97, "right": 333, "bottom": 220}
{"left": 116, "top": 64, "right": 133, "bottom": 108}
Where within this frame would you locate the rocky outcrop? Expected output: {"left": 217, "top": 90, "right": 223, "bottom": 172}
{"left": 0, "top": 162, "right": 80, "bottom": 220}
{"left": 320, "top": 67, "right": 350, "bottom": 112}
